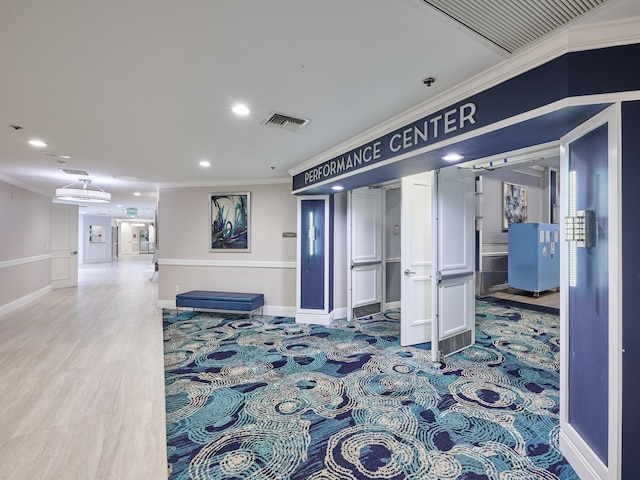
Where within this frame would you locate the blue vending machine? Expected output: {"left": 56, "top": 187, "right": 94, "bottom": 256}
{"left": 507, "top": 223, "right": 560, "bottom": 296}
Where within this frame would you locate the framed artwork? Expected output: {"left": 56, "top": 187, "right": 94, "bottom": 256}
{"left": 502, "top": 182, "right": 528, "bottom": 230}
{"left": 210, "top": 192, "right": 250, "bottom": 251}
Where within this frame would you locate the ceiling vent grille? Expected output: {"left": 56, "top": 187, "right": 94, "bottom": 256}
{"left": 262, "top": 112, "right": 309, "bottom": 132}
{"left": 59, "top": 168, "right": 90, "bottom": 176}
{"left": 420, "top": 0, "right": 611, "bottom": 53}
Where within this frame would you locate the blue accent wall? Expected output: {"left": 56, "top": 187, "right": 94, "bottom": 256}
{"left": 622, "top": 101, "right": 640, "bottom": 479}
{"left": 568, "top": 123, "right": 609, "bottom": 464}
{"left": 328, "top": 195, "right": 334, "bottom": 312}
{"left": 300, "top": 199, "right": 326, "bottom": 310}
{"left": 568, "top": 44, "right": 640, "bottom": 97}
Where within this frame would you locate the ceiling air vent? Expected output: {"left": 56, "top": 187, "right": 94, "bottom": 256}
{"left": 420, "top": 0, "right": 611, "bottom": 53}
{"left": 262, "top": 112, "right": 309, "bottom": 132}
{"left": 59, "top": 168, "right": 90, "bottom": 176}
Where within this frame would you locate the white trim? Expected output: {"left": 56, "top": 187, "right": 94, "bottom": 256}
{"left": 511, "top": 168, "right": 544, "bottom": 178}
{"left": 156, "top": 177, "right": 290, "bottom": 189}
{"left": 567, "top": 17, "right": 640, "bottom": 52}
{"left": 295, "top": 312, "right": 332, "bottom": 326}
{"left": 346, "top": 192, "right": 353, "bottom": 320}
{"left": 560, "top": 426, "right": 605, "bottom": 480}
{"left": 159, "top": 259, "right": 296, "bottom": 269}
{"left": 331, "top": 307, "right": 347, "bottom": 321}
{"left": 559, "top": 104, "right": 621, "bottom": 479}
{"left": 608, "top": 101, "right": 623, "bottom": 479}
{"left": 0, "top": 254, "right": 52, "bottom": 269}
{"left": 0, "top": 173, "right": 52, "bottom": 198}
{"left": 0, "top": 285, "right": 52, "bottom": 318}
{"left": 289, "top": 18, "right": 640, "bottom": 178}
{"left": 156, "top": 299, "right": 296, "bottom": 318}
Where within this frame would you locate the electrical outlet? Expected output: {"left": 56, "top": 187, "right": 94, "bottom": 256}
{"left": 175, "top": 285, "right": 180, "bottom": 292}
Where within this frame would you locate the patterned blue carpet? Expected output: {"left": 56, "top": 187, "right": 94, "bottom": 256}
{"left": 163, "top": 301, "right": 578, "bottom": 479}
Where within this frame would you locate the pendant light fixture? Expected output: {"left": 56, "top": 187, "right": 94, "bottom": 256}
{"left": 55, "top": 178, "right": 111, "bottom": 203}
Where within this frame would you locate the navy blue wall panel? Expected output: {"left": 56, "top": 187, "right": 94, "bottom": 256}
{"left": 621, "top": 101, "right": 640, "bottom": 479}
{"left": 328, "top": 195, "right": 334, "bottom": 312}
{"left": 568, "top": 44, "right": 640, "bottom": 97}
{"left": 568, "top": 123, "right": 609, "bottom": 464}
{"left": 300, "top": 199, "right": 326, "bottom": 310}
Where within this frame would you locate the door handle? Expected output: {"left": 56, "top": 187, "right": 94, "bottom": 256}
{"left": 70, "top": 251, "right": 78, "bottom": 256}
{"left": 404, "top": 269, "right": 416, "bottom": 276}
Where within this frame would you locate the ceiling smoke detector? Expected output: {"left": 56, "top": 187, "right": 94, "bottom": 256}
{"left": 262, "top": 112, "right": 309, "bottom": 132}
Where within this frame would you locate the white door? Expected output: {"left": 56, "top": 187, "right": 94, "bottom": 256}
{"left": 51, "top": 203, "right": 79, "bottom": 289}
{"left": 400, "top": 172, "right": 433, "bottom": 346}
{"left": 431, "top": 166, "right": 475, "bottom": 361}
{"left": 347, "top": 187, "right": 383, "bottom": 320}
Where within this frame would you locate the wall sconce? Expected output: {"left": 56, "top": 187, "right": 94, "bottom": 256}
{"left": 308, "top": 211, "right": 316, "bottom": 256}
{"left": 565, "top": 210, "right": 595, "bottom": 248}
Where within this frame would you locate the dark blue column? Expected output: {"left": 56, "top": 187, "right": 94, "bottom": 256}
{"left": 621, "top": 100, "right": 640, "bottom": 479}
{"left": 297, "top": 196, "right": 334, "bottom": 322}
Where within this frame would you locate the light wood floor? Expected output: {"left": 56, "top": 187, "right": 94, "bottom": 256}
{"left": 0, "top": 254, "right": 167, "bottom": 480}
{"left": 488, "top": 288, "right": 560, "bottom": 310}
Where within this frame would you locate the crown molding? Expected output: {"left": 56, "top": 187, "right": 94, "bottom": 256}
{"left": 156, "top": 176, "right": 291, "bottom": 190}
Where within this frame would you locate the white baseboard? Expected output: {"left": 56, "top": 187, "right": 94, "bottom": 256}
{"left": 331, "top": 307, "right": 347, "bottom": 322}
{"left": 295, "top": 312, "right": 332, "bottom": 326}
{"left": 560, "top": 426, "right": 606, "bottom": 480}
{"left": 157, "top": 299, "right": 296, "bottom": 318}
{"left": 0, "top": 285, "right": 52, "bottom": 318}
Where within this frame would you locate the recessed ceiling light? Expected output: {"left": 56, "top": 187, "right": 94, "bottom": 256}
{"left": 199, "top": 160, "right": 211, "bottom": 167}
{"left": 442, "top": 153, "right": 464, "bottom": 162}
{"left": 28, "top": 139, "right": 48, "bottom": 148}
{"left": 331, "top": 185, "right": 344, "bottom": 191}
{"left": 133, "top": 192, "right": 141, "bottom": 196}
{"left": 232, "top": 104, "right": 250, "bottom": 116}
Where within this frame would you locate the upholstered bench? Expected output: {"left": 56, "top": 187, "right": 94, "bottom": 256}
{"left": 175, "top": 290, "right": 264, "bottom": 317}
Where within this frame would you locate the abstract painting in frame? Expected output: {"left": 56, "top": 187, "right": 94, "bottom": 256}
{"left": 210, "top": 192, "right": 250, "bottom": 251}
{"left": 502, "top": 182, "right": 528, "bottom": 230}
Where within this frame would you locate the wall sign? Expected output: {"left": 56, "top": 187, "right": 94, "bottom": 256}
{"left": 299, "top": 102, "right": 478, "bottom": 188}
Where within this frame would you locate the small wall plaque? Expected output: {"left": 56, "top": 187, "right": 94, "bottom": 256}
{"left": 282, "top": 232, "right": 297, "bottom": 238}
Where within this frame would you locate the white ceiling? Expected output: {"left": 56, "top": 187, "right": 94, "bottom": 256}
{"left": 1, "top": 0, "right": 639, "bottom": 220}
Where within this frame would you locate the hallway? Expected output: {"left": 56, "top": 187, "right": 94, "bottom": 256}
{"left": 0, "top": 255, "right": 167, "bottom": 479}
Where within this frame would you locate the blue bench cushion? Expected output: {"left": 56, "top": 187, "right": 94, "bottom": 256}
{"left": 176, "top": 290, "right": 264, "bottom": 311}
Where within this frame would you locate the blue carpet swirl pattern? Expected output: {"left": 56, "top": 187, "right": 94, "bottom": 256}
{"left": 163, "top": 302, "right": 577, "bottom": 479}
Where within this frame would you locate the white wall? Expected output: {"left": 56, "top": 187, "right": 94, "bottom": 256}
{"left": 157, "top": 182, "right": 297, "bottom": 315}
{"left": 0, "top": 180, "right": 52, "bottom": 313}
{"left": 332, "top": 192, "right": 348, "bottom": 314}
{"left": 80, "top": 215, "right": 112, "bottom": 264}
{"left": 385, "top": 187, "right": 401, "bottom": 304}
{"left": 481, "top": 167, "right": 545, "bottom": 252}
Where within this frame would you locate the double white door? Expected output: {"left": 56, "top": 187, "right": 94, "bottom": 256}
{"left": 348, "top": 167, "right": 475, "bottom": 359}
